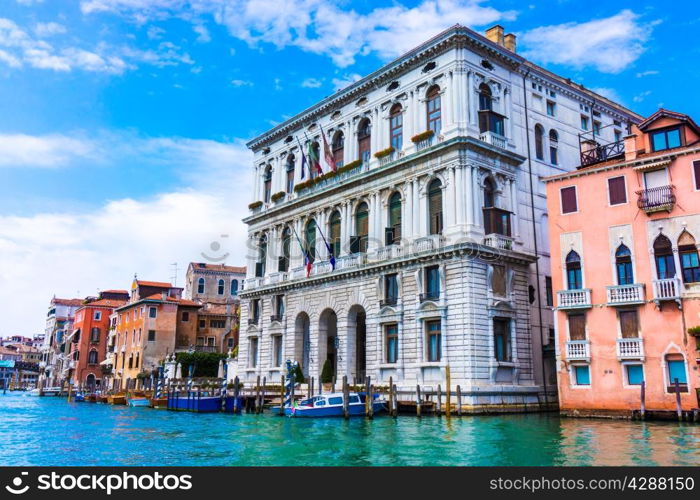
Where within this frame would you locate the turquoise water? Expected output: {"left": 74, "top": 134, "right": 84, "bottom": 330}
{"left": 1, "top": 393, "right": 698, "bottom": 466}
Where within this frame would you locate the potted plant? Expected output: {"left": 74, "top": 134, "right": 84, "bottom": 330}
{"left": 248, "top": 200, "right": 263, "bottom": 210}
{"left": 374, "top": 146, "right": 395, "bottom": 159}
{"left": 411, "top": 130, "right": 435, "bottom": 143}
{"left": 687, "top": 326, "right": 700, "bottom": 337}
{"left": 270, "top": 191, "right": 286, "bottom": 203}
{"left": 320, "top": 359, "right": 333, "bottom": 391}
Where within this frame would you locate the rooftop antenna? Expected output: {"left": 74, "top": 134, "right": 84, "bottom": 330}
{"left": 170, "top": 262, "right": 181, "bottom": 287}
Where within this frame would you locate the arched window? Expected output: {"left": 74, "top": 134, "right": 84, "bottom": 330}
{"left": 426, "top": 85, "right": 441, "bottom": 135}
{"left": 197, "top": 277, "right": 205, "bottom": 294}
{"left": 389, "top": 103, "right": 403, "bottom": 151}
{"left": 387, "top": 192, "right": 402, "bottom": 245}
{"left": 534, "top": 124, "right": 545, "bottom": 160}
{"left": 355, "top": 202, "right": 369, "bottom": 253}
{"left": 653, "top": 235, "right": 675, "bottom": 279}
{"left": 263, "top": 165, "right": 272, "bottom": 203}
{"left": 279, "top": 227, "right": 291, "bottom": 273}
{"left": 305, "top": 219, "right": 316, "bottom": 263}
{"left": 615, "top": 244, "right": 633, "bottom": 285}
{"left": 329, "top": 211, "right": 341, "bottom": 256}
{"left": 230, "top": 279, "right": 239, "bottom": 295}
{"left": 90, "top": 327, "right": 100, "bottom": 342}
{"left": 478, "top": 83, "right": 493, "bottom": 111}
{"left": 218, "top": 279, "right": 225, "bottom": 295}
{"left": 256, "top": 235, "right": 267, "bottom": 277}
{"left": 88, "top": 350, "right": 98, "bottom": 365}
{"left": 285, "top": 155, "right": 295, "bottom": 194}
{"left": 358, "top": 119, "right": 371, "bottom": 165}
{"left": 678, "top": 231, "right": 700, "bottom": 283}
{"left": 566, "top": 250, "right": 583, "bottom": 290}
{"left": 332, "top": 131, "right": 344, "bottom": 169}
{"left": 483, "top": 177, "right": 496, "bottom": 208}
{"left": 428, "top": 178, "right": 443, "bottom": 235}
{"left": 549, "top": 129, "right": 559, "bottom": 165}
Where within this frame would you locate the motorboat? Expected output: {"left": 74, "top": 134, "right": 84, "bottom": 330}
{"left": 284, "top": 392, "right": 385, "bottom": 417}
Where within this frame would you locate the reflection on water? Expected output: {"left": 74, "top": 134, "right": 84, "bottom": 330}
{"left": 0, "top": 393, "right": 697, "bottom": 466}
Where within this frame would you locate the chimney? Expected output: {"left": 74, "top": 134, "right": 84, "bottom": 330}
{"left": 504, "top": 33, "right": 516, "bottom": 52}
{"left": 485, "top": 25, "right": 504, "bottom": 46}
{"left": 161, "top": 291, "right": 167, "bottom": 301}
{"left": 624, "top": 134, "right": 638, "bottom": 161}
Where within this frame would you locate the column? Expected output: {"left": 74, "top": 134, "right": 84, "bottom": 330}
{"left": 414, "top": 87, "right": 422, "bottom": 134}
{"left": 403, "top": 180, "right": 412, "bottom": 241}
{"left": 467, "top": 71, "right": 476, "bottom": 126}
{"left": 445, "top": 167, "right": 456, "bottom": 230}
{"left": 315, "top": 211, "right": 325, "bottom": 262}
{"left": 345, "top": 120, "right": 353, "bottom": 165}
{"left": 445, "top": 71, "right": 454, "bottom": 130}
{"left": 456, "top": 165, "right": 465, "bottom": 228}
{"left": 466, "top": 166, "right": 475, "bottom": 228}
{"left": 505, "top": 88, "right": 513, "bottom": 140}
{"left": 406, "top": 91, "right": 415, "bottom": 151}
{"left": 267, "top": 226, "right": 278, "bottom": 276}
{"left": 412, "top": 177, "right": 421, "bottom": 237}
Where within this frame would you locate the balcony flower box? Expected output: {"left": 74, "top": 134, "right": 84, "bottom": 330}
{"left": 270, "top": 191, "right": 286, "bottom": 203}
{"left": 411, "top": 130, "right": 435, "bottom": 143}
{"left": 374, "top": 146, "right": 395, "bottom": 159}
{"left": 248, "top": 201, "right": 263, "bottom": 210}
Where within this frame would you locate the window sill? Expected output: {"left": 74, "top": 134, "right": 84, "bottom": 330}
{"left": 378, "top": 363, "right": 399, "bottom": 369}
{"left": 417, "top": 361, "right": 445, "bottom": 368}
{"left": 495, "top": 361, "right": 516, "bottom": 367}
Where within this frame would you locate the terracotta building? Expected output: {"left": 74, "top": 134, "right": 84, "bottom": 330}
{"left": 66, "top": 290, "right": 129, "bottom": 389}
{"left": 545, "top": 109, "right": 700, "bottom": 416}
{"left": 109, "top": 279, "right": 201, "bottom": 388}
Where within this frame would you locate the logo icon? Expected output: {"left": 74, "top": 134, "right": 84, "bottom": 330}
{"left": 5, "top": 472, "right": 29, "bottom": 495}
{"left": 200, "top": 234, "right": 230, "bottom": 262}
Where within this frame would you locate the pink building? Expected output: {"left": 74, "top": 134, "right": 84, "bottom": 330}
{"left": 545, "top": 109, "right": 700, "bottom": 417}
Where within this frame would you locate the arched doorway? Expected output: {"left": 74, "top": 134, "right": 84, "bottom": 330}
{"left": 86, "top": 373, "right": 96, "bottom": 391}
{"left": 347, "top": 305, "right": 367, "bottom": 384}
{"left": 318, "top": 309, "right": 338, "bottom": 382}
{"left": 294, "top": 312, "right": 311, "bottom": 378}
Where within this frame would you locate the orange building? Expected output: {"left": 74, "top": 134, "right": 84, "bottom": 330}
{"left": 110, "top": 279, "right": 201, "bottom": 389}
{"left": 67, "top": 290, "right": 129, "bottom": 389}
{"left": 545, "top": 109, "right": 700, "bottom": 417}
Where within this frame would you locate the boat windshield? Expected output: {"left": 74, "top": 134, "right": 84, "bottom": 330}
{"left": 328, "top": 396, "right": 343, "bottom": 405}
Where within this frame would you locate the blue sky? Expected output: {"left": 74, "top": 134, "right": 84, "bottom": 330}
{"left": 0, "top": 0, "right": 698, "bottom": 335}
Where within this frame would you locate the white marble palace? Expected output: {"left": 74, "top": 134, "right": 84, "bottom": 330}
{"left": 233, "top": 24, "right": 640, "bottom": 410}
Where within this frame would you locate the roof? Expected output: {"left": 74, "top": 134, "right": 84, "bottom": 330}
{"left": 120, "top": 293, "right": 202, "bottom": 308}
{"left": 247, "top": 24, "right": 640, "bottom": 150}
{"left": 52, "top": 298, "right": 83, "bottom": 307}
{"left": 189, "top": 262, "right": 246, "bottom": 274}
{"left": 100, "top": 289, "right": 129, "bottom": 294}
{"left": 80, "top": 298, "right": 128, "bottom": 309}
{"left": 638, "top": 108, "right": 700, "bottom": 133}
{"left": 134, "top": 280, "right": 172, "bottom": 288}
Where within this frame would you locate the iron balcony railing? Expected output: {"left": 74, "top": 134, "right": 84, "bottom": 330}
{"left": 606, "top": 283, "right": 645, "bottom": 305}
{"left": 616, "top": 338, "right": 644, "bottom": 360}
{"left": 565, "top": 340, "right": 590, "bottom": 361}
{"left": 556, "top": 289, "right": 592, "bottom": 309}
{"left": 580, "top": 140, "right": 625, "bottom": 166}
{"left": 636, "top": 185, "right": 675, "bottom": 213}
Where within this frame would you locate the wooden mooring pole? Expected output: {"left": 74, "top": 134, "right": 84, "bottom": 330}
{"left": 310, "top": 377, "right": 315, "bottom": 397}
{"left": 388, "top": 376, "right": 394, "bottom": 418}
{"left": 255, "top": 375, "right": 261, "bottom": 414}
{"left": 233, "top": 376, "right": 240, "bottom": 414}
{"left": 640, "top": 380, "right": 646, "bottom": 420}
{"left": 445, "top": 365, "right": 451, "bottom": 418}
{"left": 364, "top": 376, "right": 371, "bottom": 417}
{"left": 259, "top": 376, "right": 266, "bottom": 414}
{"left": 342, "top": 375, "right": 349, "bottom": 419}
{"left": 674, "top": 379, "right": 682, "bottom": 420}
{"left": 392, "top": 384, "right": 398, "bottom": 417}
{"left": 368, "top": 383, "right": 374, "bottom": 419}
{"left": 436, "top": 384, "right": 442, "bottom": 417}
{"left": 279, "top": 375, "right": 285, "bottom": 416}
{"left": 416, "top": 384, "right": 422, "bottom": 417}
{"left": 456, "top": 385, "right": 462, "bottom": 416}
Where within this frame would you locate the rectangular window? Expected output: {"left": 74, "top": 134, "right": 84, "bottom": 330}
{"left": 426, "top": 320, "right": 441, "bottom": 362}
{"left": 206, "top": 336, "right": 215, "bottom": 347}
{"left": 680, "top": 250, "right": 700, "bottom": 283}
{"left": 593, "top": 121, "right": 601, "bottom": 135}
{"left": 626, "top": 364, "right": 644, "bottom": 385}
{"left": 491, "top": 265, "right": 507, "bottom": 297}
{"left": 574, "top": 365, "right": 590, "bottom": 385}
{"left": 147, "top": 330, "right": 156, "bottom": 342}
{"left": 614, "top": 129, "right": 622, "bottom": 142}
{"left": 94, "top": 311, "right": 102, "bottom": 321}
{"left": 182, "top": 311, "right": 189, "bottom": 322}
{"left": 274, "top": 295, "right": 285, "bottom": 318}
{"left": 580, "top": 116, "right": 589, "bottom": 130}
{"left": 90, "top": 328, "right": 99, "bottom": 342}
{"left": 198, "top": 319, "right": 205, "bottom": 329}
{"left": 619, "top": 310, "right": 639, "bottom": 338}
{"left": 251, "top": 299, "right": 260, "bottom": 322}
{"left": 568, "top": 313, "right": 586, "bottom": 340}
{"left": 425, "top": 265, "right": 440, "bottom": 300}
{"left": 651, "top": 128, "right": 682, "bottom": 152}
{"left": 560, "top": 186, "right": 578, "bottom": 214}
{"left": 385, "top": 324, "right": 398, "bottom": 363}
{"left": 545, "top": 276, "right": 553, "bottom": 307}
{"left": 148, "top": 307, "right": 157, "bottom": 318}
{"left": 694, "top": 160, "right": 700, "bottom": 190}
{"left": 607, "top": 176, "right": 627, "bottom": 205}
{"left": 493, "top": 317, "right": 512, "bottom": 362}
{"left": 546, "top": 100, "right": 556, "bottom": 116}
{"left": 667, "top": 359, "right": 687, "bottom": 385}
{"left": 272, "top": 335, "right": 283, "bottom": 367}
{"left": 227, "top": 338, "right": 235, "bottom": 348}
{"left": 249, "top": 338, "right": 258, "bottom": 368}
{"left": 210, "top": 319, "right": 226, "bottom": 328}
{"left": 197, "top": 336, "right": 205, "bottom": 345}
{"left": 384, "top": 274, "right": 398, "bottom": 304}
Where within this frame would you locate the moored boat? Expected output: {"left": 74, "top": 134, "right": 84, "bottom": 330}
{"left": 284, "top": 392, "right": 386, "bottom": 418}
{"left": 149, "top": 396, "right": 168, "bottom": 409}
{"left": 73, "top": 392, "right": 85, "bottom": 402}
{"left": 107, "top": 393, "right": 127, "bottom": 405}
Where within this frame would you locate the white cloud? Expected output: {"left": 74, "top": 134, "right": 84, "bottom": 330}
{"left": 0, "top": 132, "right": 252, "bottom": 335}
{"left": 0, "top": 133, "right": 96, "bottom": 168}
{"left": 80, "top": 0, "right": 515, "bottom": 67}
{"left": 16, "top": 0, "right": 44, "bottom": 5}
{"left": 636, "top": 70, "right": 659, "bottom": 78}
{"left": 332, "top": 73, "right": 361, "bottom": 91}
{"left": 34, "top": 22, "right": 67, "bottom": 37}
{"left": 230, "top": 78, "right": 253, "bottom": 87}
{"left": 520, "top": 10, "right": 656, "bottom": 73}
{"left": 590, "top": 87, "right": 623, "bottom": 104}
{"left": 193, "top": 24, "right": 211, "bottom": 42}
{"left": 146, "top": 25, "right": 165, "bottom": 40}
{"left": 633, "top": 90, "right": 652, "bottom": 103}
{"left": 301, "top": 77, "right": 323, "bottom": 88}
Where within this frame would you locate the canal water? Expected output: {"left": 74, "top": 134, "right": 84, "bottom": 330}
{"left": 1, "top": 393, "right": 698, "bottom": 466}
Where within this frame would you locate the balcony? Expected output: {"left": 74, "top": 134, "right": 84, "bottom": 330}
{"left": 413, "top": 234, "right": 443, "bottom": 254}
{"left": 565, "top": 340, "right": 590, "bottom": 361}
{"left": 244, "top": 277, "right": 264, "bottom": 289}
{"left": 248, "top": 317, "right": 259, "bottom": 326}
{"left": 379, "top": 297, "right": 398, "bottom": 308}
{"left": 419, "top": 292, "right": 439, "bottom": 303}
{"left": 652, "top": 277, "right": 682, "bottom": 306}
{"left": 482, "top": 233, "right": 513, "bottom": 251}
{"left": 312, "top": 260, "right": 334, "bottom": 276}
{"left": 556, "top": 289, "right": 592, "bottom": 309}
{"left": 336, "top": 253, "right": 366, "bottom": 270}
{"left": 266, "top": 272, "right": 287, "bottom": 285}
{"left": 616, "top": 338, "right": 644, "bottom": 360}
{"left": 580, "top": 139, "right": 624, "bottom": 167}
{"left": 636, "top": 185, "right": 675, "bottom": 213}
{"left": 295, "top": 163, "right": 364, "bottom": 197}
{"left": 479, "top": 131, "right": 507, "bottom": 149}
{"left": 270, "top": 314, "right": 283, "bottom": 323}
{"left": 375, "top": 244, "right": 404, "bottom": 261}
{"left": 606, "top": 283, "right": 645, "bottom": 306}
{"left": 415, "top": 136, "right": 434, "bottom": 152}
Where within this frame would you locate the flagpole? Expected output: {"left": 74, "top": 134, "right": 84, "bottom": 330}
{"left": 316, "top": 221, "right": 336, "bottom": 270}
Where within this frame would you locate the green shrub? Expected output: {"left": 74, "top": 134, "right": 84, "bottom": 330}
{"left": 320, "top": 359, "right": 333, "bottom": 384}
{"left": 175, "top": 351, "right": 227, "bottom": 378}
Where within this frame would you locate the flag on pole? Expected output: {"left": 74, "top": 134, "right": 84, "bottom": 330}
{"left": 295, "top": 136, "right": 307, "bottom": 180}
{"left": 316, "top": 222, "right": 336, "bottom": 270}
{"left": 319, "top": 124, "right": 336, "bottom": 172}
{"left": 292, "top": 227, "right": 313, "bottom": 277}
{"left": 305, "top": 132, "right": 323, "bottom": 177}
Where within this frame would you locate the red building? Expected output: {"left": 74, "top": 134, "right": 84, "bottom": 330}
{"left": 67, "top": 290, "right": 129, "bottom": 389}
